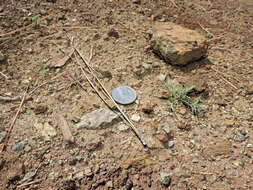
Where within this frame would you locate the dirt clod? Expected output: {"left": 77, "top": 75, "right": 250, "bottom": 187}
{"left": 151, "top": 22, "right": 208, "bottom": 65}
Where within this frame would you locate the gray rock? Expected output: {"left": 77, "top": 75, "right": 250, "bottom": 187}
{"left": 117, "top": 124, "right": 130, "bottom": 131}
{"left": 21, "top": 79, "right": 30, "bottom": 84}
{"left": 24, "top": 144, "right": 32, "bottom": 152}
{"left": 160, "top": 172, "right": 172, "bottom": 186}
{"left": 48, "top": 172, "right": 59, "bottom": 180}
{"left": 143, "top": 63, "right": 152, "bottom": 70}
{"left": 0, "top": 131, "right": 7, "bottom": 143}
{"left": 167, "top": 141, "right": 175, "bottom": 148}
{"left": 157, "top": 74, "right": 167, "bottom": 82}
{"left": 74, "top": 171, "right": 84, "bottom": 180}
{"left": 0, "top": 51, "right": 6, "bottom": 62}
{"left": 162, "top": 126, "right": 172, "bottom": 135}
{"left": 76, "top": 108, "right": 120, "bottom": 130}
{"left": 12, "top": 141, "right": 26, "bottom": 152}
{"left": 131, "top": 114, "right": 141, "bottom": 122}
{"left": 234, "top": 130, "right": 247, "bottom": 142}
{"left": 150, "top": 22, "right": 208, "bottom": 66}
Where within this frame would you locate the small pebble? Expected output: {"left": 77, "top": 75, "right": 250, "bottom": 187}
{"left": 157, "top": 74, "right": 167, "bottom": 82}
{"left": 234, "top": 130, "right": 247, "bottom": 142}
{"left": 0, "top": 131, "right": 7, "bottom": 143}
{"left": 117, "top": 124, "right": 130, "bottom": 131}
{"left": 12, "top": 141, "right": 26, "bottom": 152}
{"left": 160, "top": 172, "right": 171, "bottom": 186}
{"left": 131, "top": 114, "right": 141, "bottom": 122}
{"left": 0, "top": 51, "right": 6, "bottom": 62}
{"left": 24, "top": 144, "right": 32, "bottom": 152}
{"left": 4, "top": 92, "right": 12, "bottom": 96}
{"left": 167, "top": 141, "right": 175, "bottom": 148}
{"left": 21, "top": 79, "right": 30, "bottom": 84}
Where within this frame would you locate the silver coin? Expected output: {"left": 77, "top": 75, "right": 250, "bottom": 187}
{"left": 112, "top": 86, "right": 137, "bottom": 105}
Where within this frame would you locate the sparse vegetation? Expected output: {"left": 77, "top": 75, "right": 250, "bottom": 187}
{"left": 165, "top": 82, "right": 202, "bottom": 114}
{"left": 30, "top": 14, "right": 41, "bottom": 22}
{"left": 37, "top": 61, "right": 49, "bottom": 76}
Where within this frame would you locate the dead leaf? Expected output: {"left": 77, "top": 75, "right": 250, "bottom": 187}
{"left": 50, "top": 50, "right": 74, "bottom": 68}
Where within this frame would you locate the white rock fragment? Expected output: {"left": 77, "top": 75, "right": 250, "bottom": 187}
{"left": 76, "top": 108, "right": 120, "bottom": 130}
{"left": 157, "top": 74, "right": 167, "bottom": 82}
{"left": 117, "top": 124, "right": 130, "bottom": 132}
{"left": 131, "top": 114, "right": 141, "bottom": 122}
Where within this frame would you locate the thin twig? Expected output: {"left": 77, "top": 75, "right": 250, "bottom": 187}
{"left": 0, "top": 71, "right": 9, "bottom": 79}
{"left": 0, "top": 95, "right": 32, "bottom": 102}
{"left": 72, "top": 52, "right": 113, "bottom": 109}
{"left": 17, "top": 179, "right": 43, "bottom": 188}
{"left": 0, "top": 86, "right": 29, "bottom": 153}
{"left": 170, "top": 0, "right": 179, "bottom": 8}
{"left": 88, "top": 45, "right": 93, "bottom": 64}
{"left": 211, "top": 67, "right": 238, "bottom": 90}
{"left": 0, "top": 96, "right": 20, "bottom": 101}
{"left": 29, "top": 75, "right": 60, "bottom": 95}
{"left": 0, "top": 15, "right": 51, "bottom": 38}
{"left": 198, "top": 22, "right": 214, "bottom": 37}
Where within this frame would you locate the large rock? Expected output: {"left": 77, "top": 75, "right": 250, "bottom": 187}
{"left": 76, "top": 108, "right": 120, "bottom": 130}
{"left": 150, "top": 22, "right": 208, "bottom": 66}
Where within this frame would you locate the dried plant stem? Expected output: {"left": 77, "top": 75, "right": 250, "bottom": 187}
{"left": 0, "top": 15, "right": 51, "bottom": 38}
{"left": 0, "top": 71, "right": 9, "bottom": 79}
{"left": 211, "top": 67, "right": 238, "bottom": 90}
{"left": 0, "top": 86, "right": 28, "bottom": 153}
{"left": 198, "top": 22, "right": 214, "bottom": 37}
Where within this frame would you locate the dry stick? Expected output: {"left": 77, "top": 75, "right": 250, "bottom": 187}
{"left": 0, "top": 71, "right": 9, "bottom": 79}
{"left": 0, "top": 15, "right": 51, "bottom": 38}
{"left": 17, "top": 179, "right": 43, "bottom": 188}
{"left": 74, "top": 47, "right": 147, "bottom": 147}
{"left": 170, "top": 0, "right": 179, "bottom": 8}
{"left": 0, "top": 86, "right": 28, "bottom": 153}
{"left": 0, "top": 96, "right": 21, "bottom": 102}
{"left": 29, "top": 75, "right": 61, "bottom": 95}
{"left": 72, "top": 52, "right": 113, "bottom": 109}
{"left": 211, "top": 67, "right": 240, "bottom": 83}
{"left": 211, "top": 67, "right": 238, "bottom": 90}
{"left": 198, "top": 22, "right": 214, "bottom": 37}
{"left": 88, "top": 46, "right": 94, "bottom": 64}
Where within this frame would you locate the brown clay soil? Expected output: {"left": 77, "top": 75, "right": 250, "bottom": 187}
{"left": 0, "top": 0, "right": 253, "bottom": 189}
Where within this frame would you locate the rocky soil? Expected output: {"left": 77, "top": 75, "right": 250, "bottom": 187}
{"left": 0, "top": 0, "right": 253, "bottom": 189}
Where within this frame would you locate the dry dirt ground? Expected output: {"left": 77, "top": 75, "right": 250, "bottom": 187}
{"left": 0, "top": 0, "right": 253, "bottom": 189}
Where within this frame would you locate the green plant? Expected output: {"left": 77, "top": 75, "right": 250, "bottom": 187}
{"left": 30, "top": 14, "right": 41, "bottom": 22}
{"left": 165, "top": 82, "right": 202, "bottom": 114}
{"left": 36, "top": 62, "right": 49, "bottom": 76}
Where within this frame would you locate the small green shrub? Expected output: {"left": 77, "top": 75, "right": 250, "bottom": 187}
{"left": 165, "top": 82, "right": 202, "bottom": 114}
